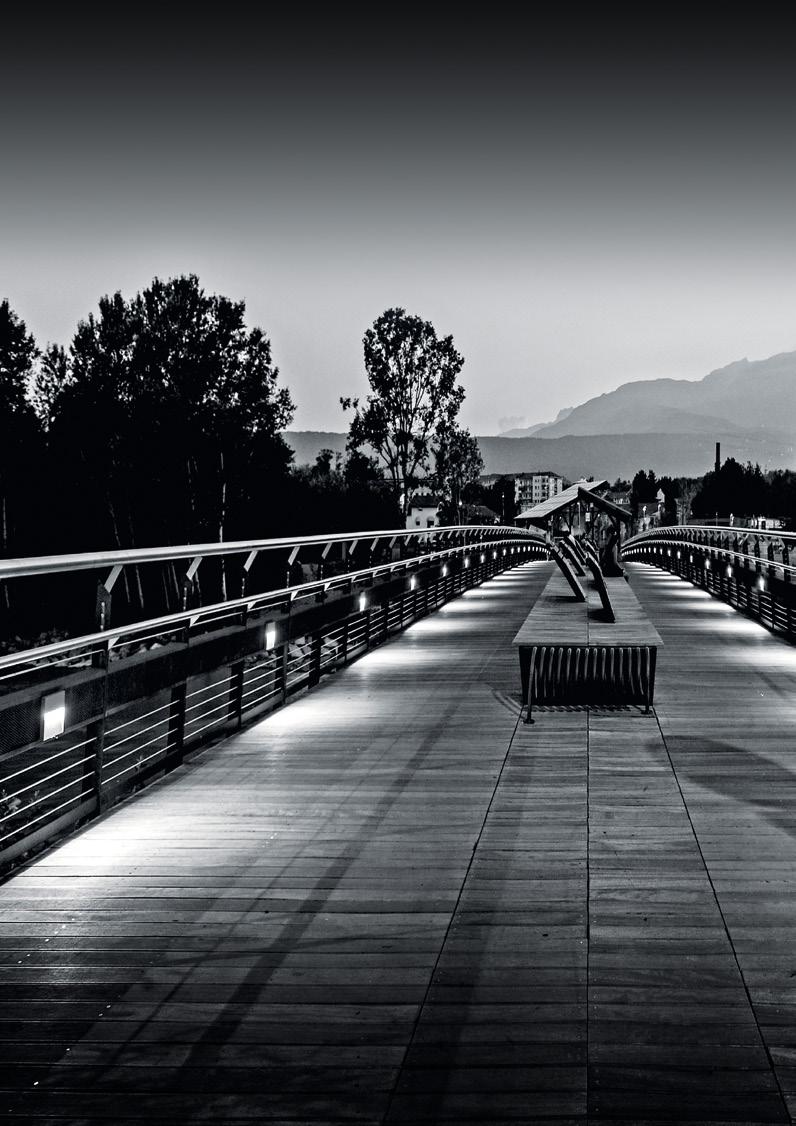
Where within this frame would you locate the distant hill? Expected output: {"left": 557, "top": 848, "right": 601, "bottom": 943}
{"left": 285, "top": 431, "right": 350, "bottom": 466}
{"left": 474, "top": 431, "right": 795, "bottom": 479}
{"left": 285, "top": 429, "right": 796, "bottom": 481}
{"left": 501, "top": 406, "right": 573, "bottom": 437}
{"left": 524, "top": 351, "right": 796, "bottom": 439}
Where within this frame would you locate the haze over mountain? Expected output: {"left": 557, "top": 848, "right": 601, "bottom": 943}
{"left": 285, "top": 429, "right": 795, "bottom": 482}
{"left": 508, "top": 350, "right": 796, "bottom": 439}
{"left": 286, "top": 350, "right": 796, "bottom": 481}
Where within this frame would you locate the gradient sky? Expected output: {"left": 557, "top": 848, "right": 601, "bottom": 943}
{"left": 3, "top": 14, "right": 796, "bottom": 435}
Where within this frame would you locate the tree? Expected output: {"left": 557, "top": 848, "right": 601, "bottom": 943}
{"left": 692, "top": 458, "right": 768, "bottom": 521}
{"left": 38, "top": 275, "right": 295, "bottom": 553}
{"left": 432, "top": 425, "right": 483, "bottom": 524}
{"left": 283, "top": 449, "right": 401, "bottom": 536}
{"left": 341, "top": 307, "right": 465, "bottom": 515}
{"left": 0, "top": 301, "right": 43, "bottom": 558}
{"left": 630, "top": 469, "right": 658, "bottom": 509}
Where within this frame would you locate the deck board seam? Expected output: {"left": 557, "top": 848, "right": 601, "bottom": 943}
{"left": 381, "top": 683, "right": 525, "bottom": 1124}
{"left": 651, "top": 706, "right": 791, "bottom": 1122}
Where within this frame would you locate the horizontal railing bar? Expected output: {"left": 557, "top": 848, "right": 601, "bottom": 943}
{"left": 0, "top": 793, "right": 87, "bottom": 847}
{"left": 2, "top": 753, "right": 96, "bottom": 806}
{"left": 624, "top": 538, "right": 796, "bottom": 578}
{"left": 105, "top": 730, "right": 172, "bottom": 769}
{"left": 104, "top": 743, "right": 178, "bottom": 786}
{"left": 0, "top": 524, "right": 536, "bottom": 581}
{"left": 0, "top": 737, "right": 96, "bottom": 784}
{"left": 0, "top": 774, "right": 89, "bottom": 827}
{"left": 105, "top": 699, "right": 173, "bottom": 736}
{"left": 0, "top": 535, "right": 547, "bottom": 672}
{"left": 0, "top": 541, "right": 542, "bottom": 873}
{"left": 241, "top": 682, "right": 280, "bottom": 705}
{"left": 104, "top": 713, "right": 171, "bottom": 754}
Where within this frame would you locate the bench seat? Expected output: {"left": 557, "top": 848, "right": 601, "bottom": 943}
{"left": 512, "top": 569, "right": 663, "bottom": 722}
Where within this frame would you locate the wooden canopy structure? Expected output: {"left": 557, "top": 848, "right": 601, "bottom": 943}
{"left": 516, "top": 480, "right": 632, "bottom": 574}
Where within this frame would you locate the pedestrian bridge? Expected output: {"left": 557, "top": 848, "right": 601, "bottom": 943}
{"left": 2, "top": 527, "right": 796, "bottom": 1122}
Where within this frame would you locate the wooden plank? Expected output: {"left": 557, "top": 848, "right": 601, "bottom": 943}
{"left": 3, "top": 558, "right": 796, "bottom": 1122}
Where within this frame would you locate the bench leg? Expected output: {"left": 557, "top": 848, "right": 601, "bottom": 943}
{"left": 522, "top": 646, "right": 536, "bottom": 724}
{"left": 646, "top": 647, "right": 658, "bottom": 713}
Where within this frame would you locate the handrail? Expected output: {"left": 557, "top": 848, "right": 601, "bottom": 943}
{"left": 624, "top": 523, "right": 796, "bottom": 549}
{"left": 0, "top": 524, "right": 537, "bottom": 581}
{"left": 0, "top": 529, "right": 550, "bottom": 873}
{"left": 0, "top": 532, "right": 548, "bottom": 671}
{"left": 620, "top": 523, "right": 796, "bottom": 647}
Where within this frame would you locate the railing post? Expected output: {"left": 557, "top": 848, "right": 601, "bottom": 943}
{"left": 309, "top": 630, "right": 322, "bottom": 688}
{"left": 87, "top": 637, "right": 110, "bottom": 810}
{"left": 166, "top": 682, "right": 187, "bottom": 773}
{"left": 229, "top": 659, "right": 245, "bottom": 729}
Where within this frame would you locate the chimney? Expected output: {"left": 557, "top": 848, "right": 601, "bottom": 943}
{"left": 715, "top": 442, "right": 721, "bottom": 474}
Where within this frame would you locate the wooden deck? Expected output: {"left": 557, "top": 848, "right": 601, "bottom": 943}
{"left": 2, "top": 561, "right": 796, "bottom": 1123}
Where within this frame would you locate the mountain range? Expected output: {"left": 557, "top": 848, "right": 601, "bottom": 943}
{"left": 285, "top": 349, "right": 796, "bottom": 481}
{"left": 505, "top": 351, "right": 796, "bottom": 440}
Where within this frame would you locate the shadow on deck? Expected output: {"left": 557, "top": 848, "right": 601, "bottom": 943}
{"left": 1, "top": 561, "right": 796, "bottom": 1123}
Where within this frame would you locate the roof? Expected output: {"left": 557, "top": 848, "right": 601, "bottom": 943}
{"left": 409, "top": 493, "right": 439, "bottom": 508}
{"left": 514, "top": 470, "right": 564, "bottom": 480}
{"left": 515, "top": 480, "right": 631, "bottom": 525}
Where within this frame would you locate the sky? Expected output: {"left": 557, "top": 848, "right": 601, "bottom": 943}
{"left": 3, "top": 14, "right": 796, "bottom": 435}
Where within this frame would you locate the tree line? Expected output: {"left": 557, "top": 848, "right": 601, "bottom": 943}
{"left": 626, "top": 460, "right": 796, "bottom": 527}
{"left": 0, "top": 277, "right": 485, "bottom": 639}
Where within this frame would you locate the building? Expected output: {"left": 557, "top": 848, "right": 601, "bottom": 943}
{"left": 406, "top": 492, "right": 439, "bottom": 530}
{"left": 514, "top": 471, "right": 565, "bottom": 509}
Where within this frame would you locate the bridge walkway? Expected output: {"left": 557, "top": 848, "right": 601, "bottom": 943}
{"left": 1, "top": 561, "right": 795, "bottom": 1123}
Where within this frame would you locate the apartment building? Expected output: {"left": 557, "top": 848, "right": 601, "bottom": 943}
{"left": 514, "top": 471, "right": 565, "bottom": 509}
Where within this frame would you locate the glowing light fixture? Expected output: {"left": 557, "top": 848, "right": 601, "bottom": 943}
{"left": 41, "top": 690, "right": 66, "bottom": 741}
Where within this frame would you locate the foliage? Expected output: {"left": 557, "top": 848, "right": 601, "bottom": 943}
{"left": 630, "top": 469, "right": 659, "bottom": 508}
{"left": 0, "top": 301, "right": 44, "bottom": 565}
{"left": 341, "top": 307, "right": 465, "bottom": 513}
{"left": 38, "top": 275, "right": 295, "bottom": 551}
{"left": 284, "top": 449, "right": 401, "bottom": 535}
{"left": 691, "top": 458, "right": 767, "bottom": 519}
{"left": 432, "top": 425, "right": 483, "bottom": 524}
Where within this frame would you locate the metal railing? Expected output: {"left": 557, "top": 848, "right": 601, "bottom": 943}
{"left": 621, "top": 524, "right": 796, "bottom": 639}
{"left": 0, "top": 525, "right": 549, "bottom": 874}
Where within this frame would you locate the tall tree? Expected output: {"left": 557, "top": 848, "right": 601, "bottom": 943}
{"left": 341, "top": 307, "right": 465, "bottom": 514}
{"left": 0, "top": 301, "right": 43, "bottom": 561}
{"left": 432, "top": 425, "right": 483, "bottom": 524}
{"left": 38, "top": 275, "right": 295, "bottom": 554}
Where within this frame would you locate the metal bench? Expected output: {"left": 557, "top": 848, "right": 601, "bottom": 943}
{"left": 513, "top": 559, "right": 663, "bottom": 722}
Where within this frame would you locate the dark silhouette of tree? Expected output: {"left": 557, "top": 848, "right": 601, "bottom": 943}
{"left": 0, "top": 301, "right": 43, "bottom": 558}
{"left": 692, "top": 458, "right": 768, "bottom": 520}
{"left": 37, "top": 276, "right": 295, "bottom": 555}
{"left": 630, "top": 469, "right": 658, "bottom": 508}
{"left": 432, "top": 425, "right": 483, "bottom": 524}
{"left": 341, "top": 307, "right": 465, "bottom": 515}
{"left": 284, "top": 449, "right": 401, "bottom": 535}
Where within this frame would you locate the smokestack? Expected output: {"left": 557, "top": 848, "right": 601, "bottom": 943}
{"left": 715, "top": 442, "right": 721, "bottom": 474}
